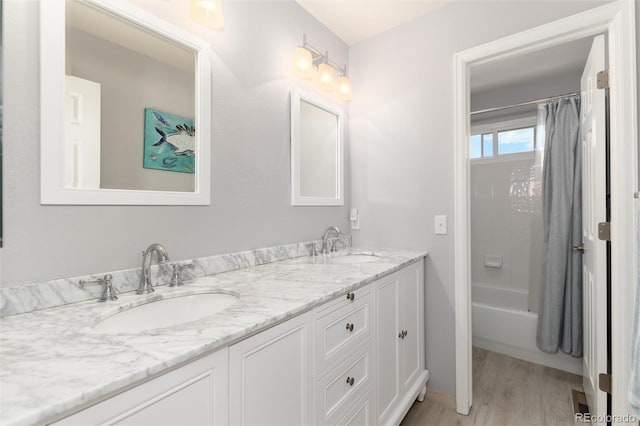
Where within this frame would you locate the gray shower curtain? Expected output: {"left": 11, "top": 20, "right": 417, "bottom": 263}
{"left": 536, "top": 96, "right": 583, "bottom": 357}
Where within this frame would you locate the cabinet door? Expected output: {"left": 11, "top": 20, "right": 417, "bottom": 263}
{"left": 374, "top": 274, "right": 401, "bottom": 425}
{"left": 229, "top": 312, "right": 313, "bottom": 426}
{"left": 52, "top": 348, "right": 228, "bottom": 426}
{"left": 400, "top": 263, "right": 424, "bottom": 392}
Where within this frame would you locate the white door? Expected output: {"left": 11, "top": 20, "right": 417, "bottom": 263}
{"left": 400, "top": 263, "right": 423, "bottom": 392}
{"left": 580, "top": 34, "right": 607, "bottom": 422}
{"left": 375, "top": 275, "right": 401, "bottom": 425}
{"left": 64, "top": 75, "right": 101, "bottom": 189}
{"left": 229, "top": 311, "right": 313, "bottom": 426}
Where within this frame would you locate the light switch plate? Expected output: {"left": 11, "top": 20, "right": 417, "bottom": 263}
{"left": 435, "top": 215, "right": 447, "bottom": 235}
{"left": 350, "top": 208, "right": 360, "bottom": 230}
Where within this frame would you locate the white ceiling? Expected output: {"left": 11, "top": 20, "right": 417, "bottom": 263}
{"left": 471, "top": 37, "right": 593, "bottom": 93}
{"left": 295, "top": 0, "right": 449, "bottom": 45}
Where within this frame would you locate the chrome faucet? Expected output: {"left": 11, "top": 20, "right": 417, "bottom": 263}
{"left": 322, "top": 226, "right": 343, "bottom": 254}
{"left": 137, "top": 243, "right": 170, "bottom": 294}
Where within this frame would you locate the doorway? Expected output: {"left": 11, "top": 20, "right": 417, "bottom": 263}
{"left": 453, "top": 0, "right": 637, "bottom": 420}
{"left": 467, "top": 33, "right": 606, "bottom": 420}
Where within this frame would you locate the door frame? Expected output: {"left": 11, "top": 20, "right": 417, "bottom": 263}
{"left": 453, "top": 0, "right": 638, "bottom": 420}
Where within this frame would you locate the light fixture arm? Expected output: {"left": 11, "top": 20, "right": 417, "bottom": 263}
{"left": 300, "top": 33, "right": 348, "bottom": 76}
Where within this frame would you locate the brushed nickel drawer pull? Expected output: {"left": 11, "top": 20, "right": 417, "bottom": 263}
{"left": 346, "top": 323, "right": 354, "bottom": 332}
{"left": 346, "top": 292, "right": 355, "bottom": 301}
{"left": 346, "top": 377, "right": 355, "bottom": 386}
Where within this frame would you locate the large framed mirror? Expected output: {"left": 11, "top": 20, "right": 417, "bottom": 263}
{"left": 290, "top": 88, "right": 344, "bottom": 206}
{"left": 40, "top": 0, "right": 211, "bottom": 205}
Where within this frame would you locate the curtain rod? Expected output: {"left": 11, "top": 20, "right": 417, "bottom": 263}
{"left": 470, "top": 91, "right": 580, "bottom": 116}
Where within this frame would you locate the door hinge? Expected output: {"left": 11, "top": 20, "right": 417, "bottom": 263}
{"left": 598, "top": 373, "right": 612, "bottom": 394}
{"left": 597, "top": 70, "right": 609, "bottom": 89}
{"left": 598, "top": 222, "right": 611, "bottom": 241}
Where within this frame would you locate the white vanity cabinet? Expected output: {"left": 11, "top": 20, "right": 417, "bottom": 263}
{"left": 228, "top": 311, "right": 314, "bottom": 426}
{"left": 51, "top": 348, "right": 229, "bottom": 425}
{"left": 375, "top": 262, "right": 427, "bottom": 426}
{"left": 47, "top": 260, "right": 427, "bottom": 426}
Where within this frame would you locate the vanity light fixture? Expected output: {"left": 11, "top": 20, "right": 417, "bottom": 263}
{"left": 338, "top": 75, "right": 352, "bottom": 101}
{"left": 317, "top": 63, "right": 335, "bottom": 91}
{"left": 293, "top": 34, "right": 352, "bottom": 101}
{"left": 189, "top": 0, "right": 224, "bottom": 30}
{"left": 293, "top": 47, "right": 314, "bottom": 80}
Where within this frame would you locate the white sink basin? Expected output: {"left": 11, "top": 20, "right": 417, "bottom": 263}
{"left": 93, "top": 293, "right": 239, "bottom": 334}
{"left": 328, "top": 254, "right": 379, "bottom": 264}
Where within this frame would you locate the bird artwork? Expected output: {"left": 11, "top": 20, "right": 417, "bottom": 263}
{"left": 143, "top": 108, "right": 195, "bottom": 174}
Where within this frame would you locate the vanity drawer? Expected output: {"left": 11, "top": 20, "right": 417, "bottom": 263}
{"left": 316, "top": 343, "right": 372, "bottom": 425}
{"left": 336, "top": 388, "right": 373, "bottom": 426}
{"left": 316, "top": 285, "right": 370, "bottom": 316}
{"left": 315, "top": 290, "right": 372, "bottom": 373}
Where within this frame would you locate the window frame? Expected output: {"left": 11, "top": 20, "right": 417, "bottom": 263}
{"left": 470, "top": 116, "right": 537, "bottom": 163}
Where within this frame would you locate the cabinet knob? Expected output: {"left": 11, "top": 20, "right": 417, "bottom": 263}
{"left": 346, "top": 377, "right": 355, "bottom": 386}
{"left": 399, "top": 331, "right": 404, "bottom": 339}
{"left": 346, "top": 292, "right": 355, "bottom": 301}
{"left": 403, "top": 330, "right": 408, "bottom": 337}
{"left": 345, "top": 323, "right": 354, "bottom": 332}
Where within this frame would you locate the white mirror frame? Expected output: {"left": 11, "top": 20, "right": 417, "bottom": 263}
{"left": 290, "top": 87, "right": 344, "bottom": 206}
{"left": 40, "top": 0, "right": 211, "bottom": 205}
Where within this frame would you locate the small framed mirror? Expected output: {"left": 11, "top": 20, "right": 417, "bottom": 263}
{"left": 290, "top": 88, "right": 344, "bottom": 206}
{"left": 40, "top": 0, "right": 211, "bottom": 205}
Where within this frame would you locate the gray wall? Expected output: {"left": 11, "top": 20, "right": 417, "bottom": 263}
{"left": 1, "top": 0, "right": 349, "bottom": 285}
{"left": 348, "top": 0, "right": 622, "bottom": 396}
{"left": 67, "top": 28, "right": 196, "bottom": 192}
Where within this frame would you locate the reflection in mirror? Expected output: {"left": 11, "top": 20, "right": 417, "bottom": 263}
{"left": 65, "top": 1, "right": 196, "bottom": 191}
{"left": 65, "top": 0, "right": 195, "bottom": 192}
{"left": 291, "top": 88, "right": 344, "bottom": 206}
{"left": 41, "top": 0, "right": 211, "bottom": 205}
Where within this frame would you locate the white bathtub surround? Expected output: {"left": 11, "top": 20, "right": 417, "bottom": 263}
{"left": 0, "top": 236, "right": 351, "bottom": 318}
{"left": 472, "top": 284, "right": 582, "bottom": 375}
{"left": 470, "top": 157, "right": 540, "bottom": 309}
{"left": 0, "top": 248, "right": 426, "bottom": 425}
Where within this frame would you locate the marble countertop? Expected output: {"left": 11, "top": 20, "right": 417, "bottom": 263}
{"left": 0, "top": 248, "right": 427, "bottom": 425}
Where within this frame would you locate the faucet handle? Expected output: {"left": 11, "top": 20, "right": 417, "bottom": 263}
{"left": 80, "top": 274, "right": 117, "bottom": 302}
{"left": 169, "top": 263, "right": 194, "bottom": 287}
{"left": 99, "top": 275, "right": 118, "bottom": 302}
{"left": 306, "top": 242, "right": 318, "bottom": 257}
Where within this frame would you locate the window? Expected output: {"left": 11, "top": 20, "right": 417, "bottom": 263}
{"left": 498, "top": 127, "right": 535, "bottom": 155}
{"left": 470, "top": 133, "right": 494, "bottom": 159}
{"left": 470, "top": 118, "right": 536, "bottom": 160}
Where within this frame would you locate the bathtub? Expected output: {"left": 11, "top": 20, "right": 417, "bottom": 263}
{"left": 472, "top": 282, "right": 582, "bottom": 375}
